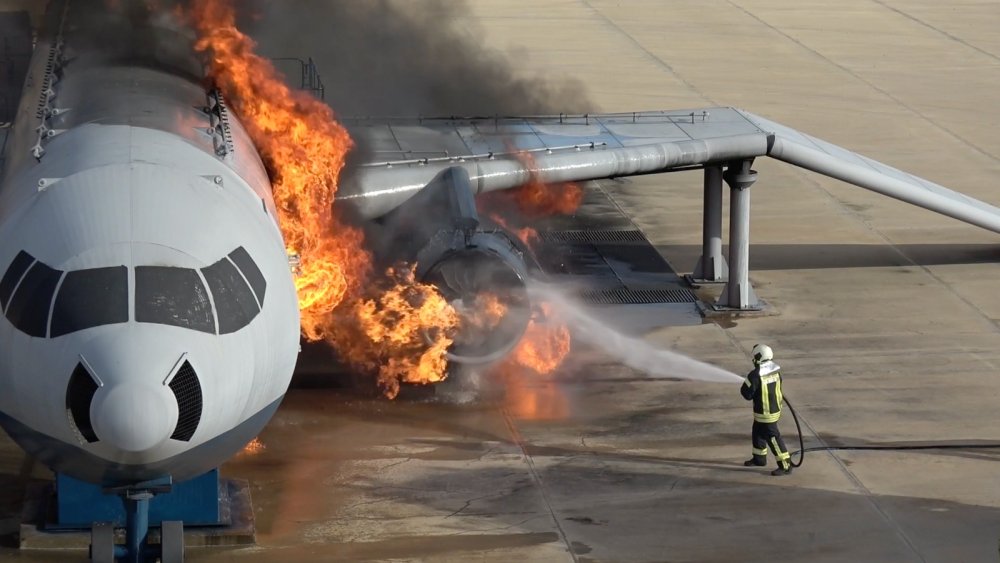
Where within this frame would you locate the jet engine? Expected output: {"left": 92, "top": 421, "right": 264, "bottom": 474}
{"left": 377, "top": 167, "right": 533, "bottom": 364}
{"left": 417, "top": 226, "right": 531, "bottom": 364}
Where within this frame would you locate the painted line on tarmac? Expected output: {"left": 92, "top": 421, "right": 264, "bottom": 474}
{"left": 501, "top": 407, "right": 579, "bottom": 563}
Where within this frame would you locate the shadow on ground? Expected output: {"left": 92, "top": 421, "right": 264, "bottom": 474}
{"left": 657, "top": 243, "right": 1000, "bottom": 272}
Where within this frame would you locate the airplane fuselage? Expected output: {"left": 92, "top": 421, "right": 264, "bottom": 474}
{"left": 0, "top": 20, "right": 300, "bottom": 486}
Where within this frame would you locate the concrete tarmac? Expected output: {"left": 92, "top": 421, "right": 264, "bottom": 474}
{"left": 4, "top": 1, "right": 1000, "bottom": 561}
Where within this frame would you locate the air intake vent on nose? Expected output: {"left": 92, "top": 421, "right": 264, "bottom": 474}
{"left": 66, "top": 363, "right": 99, "bottom": 443}
{"left": 169, "top": 361, "right": 202, "bottom": 442}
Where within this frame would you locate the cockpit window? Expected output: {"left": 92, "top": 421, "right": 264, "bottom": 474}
{"left": 135, "top": 266, "right": 215, "bottom": 334}
{"left": 51, "top": 266, "right": 129, "bottom": 337}
{"left": 2, "top": 247, "right": 267, "bottom": 337}
{"left": 6, "top": 260, "right": 63, "bottom": 337}
{"left": 227, "top": 246, "right": 266, "bottom": 306}
{"left": 0, "top": 250, "right": 36, "bottom": 311}
{"left": 201, "top": 256, "right": 260, "bottom": 334}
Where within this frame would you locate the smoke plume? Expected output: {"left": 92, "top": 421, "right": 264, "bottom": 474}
{"left": 61, "top": 0, "right": 198, "bottom": 77}
{"left": 240, "top": 0, "right": 593, "bottom": 116}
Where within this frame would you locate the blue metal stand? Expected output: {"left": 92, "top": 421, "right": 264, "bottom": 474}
{"left": 118, "top": 491, "right": 153, "bottom": 563}
{"left": 56, "top": 469, "right": 222, "bottom": 527}
{"left": 51, "top": 471, "right": 222, "bottom": 562}
{"left": 99, "top": 477, "right": 172, "bottom": 563}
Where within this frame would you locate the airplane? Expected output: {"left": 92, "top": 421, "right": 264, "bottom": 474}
{"left": 2, "top": 1, "right": 999, "bottom": 562}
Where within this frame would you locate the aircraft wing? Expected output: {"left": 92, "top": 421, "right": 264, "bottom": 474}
{"left": 741, "top": 111, "right": 1000, "bottom": 234}
{"left": 341, "top": 107, "right": 1000, "bottom": 235}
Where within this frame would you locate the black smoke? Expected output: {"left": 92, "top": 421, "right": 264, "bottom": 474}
{"left": 59, "top": 0, "right": 199, "bottom": 78}
{"left": 239, "top": 0, "right": 593, "bottom": 117}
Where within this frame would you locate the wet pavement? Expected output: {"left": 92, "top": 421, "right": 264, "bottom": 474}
{"left": 4, "top": 0, "right": 1000, "bottom": 561}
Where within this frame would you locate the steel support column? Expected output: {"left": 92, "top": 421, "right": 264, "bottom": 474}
{"left": 692, "top": 165, "right": 728, "bottom": 282}
{"left": 716, "top": 160, "right": 760, "bottom": 309}
{"left": 121, "top": 492, "right": 152, "bottom": 563}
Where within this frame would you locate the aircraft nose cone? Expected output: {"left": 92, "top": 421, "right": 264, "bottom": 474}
{"left": 92, "top": 383, "right": 176, "bottom": 453}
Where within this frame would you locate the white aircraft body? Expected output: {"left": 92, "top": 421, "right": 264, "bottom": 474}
{"left": 0, "top": 9, "right": 300, "bottom": 486}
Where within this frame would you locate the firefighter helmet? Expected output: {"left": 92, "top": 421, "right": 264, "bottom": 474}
{"left": 752, "top": 344, "right": 773, "bottom": 364}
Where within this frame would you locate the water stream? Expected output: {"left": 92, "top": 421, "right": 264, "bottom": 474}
{"left": 527, "top": 282, "right": 743, "bottom": 384}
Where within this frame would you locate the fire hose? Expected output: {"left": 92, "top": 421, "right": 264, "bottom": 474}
{"left": 783, "top": 396, "right": 1000, "bottom": 469}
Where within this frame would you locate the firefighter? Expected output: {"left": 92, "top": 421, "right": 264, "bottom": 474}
{"left": 741, "top": 344, "right": 792, "bottom": 476}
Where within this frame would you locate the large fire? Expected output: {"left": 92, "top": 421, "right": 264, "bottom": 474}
{"left": 480, "top": 154, "right": 578, "bottom": 417}
{"left": 479, "top": 153, "right": 581, "bottom": 378}
{"left": 188, "top": 0, "right": 579, "bottom": 397}
{"left": 327, "top": 267, "right": 459, "bottom": 399}
{"left": 190, "top": 0, "right": 457, "bottom": 397}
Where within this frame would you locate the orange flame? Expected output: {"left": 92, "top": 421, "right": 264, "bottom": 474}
{"left": 488, "top": 213, "right": 540, "bottom": 247}
{"left": 461, "top": 292, "right": 508, "bottom": 331}
{"left": 510, "top": 303, "right": 571, "bottom": 374}
{"left": 477, "top": 150, "right": 583, "bottom": 232}
{"left": 494, "top": 303, "right": 572, "bottom": 419}
{"left": 476, "top": 151, "right": 579, "bottom": 378}
{"left": 191, "top": 0, "right": 366, "bottom": 332}
{"left": 510, "top": 151, "right": 583, "bottom": 217}
{"left": 240, "top": 437, "right": 266, "bottom": 456}
{"left": 329, "top": 267, "right": 458, "bottom": 399}
{"left": 477, "top": 293, "right": 508, "bottom": 327}
{"left": 191, "top": 0, "right": 456, "bottom": 396}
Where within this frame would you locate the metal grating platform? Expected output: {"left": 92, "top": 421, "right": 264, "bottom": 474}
{"left": 539, "top": 230, "right": 647, "bottom": 244}
{"left": 535, "top": 227, "right": 686, "bottom": 288}
{"left": 579, "top": 288, "right": 698, "bottom": 305}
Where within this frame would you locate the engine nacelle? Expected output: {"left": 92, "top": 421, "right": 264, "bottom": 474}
{"left": 416, "top": 228, "right": 531, "bottom": 364}
{"left": 376, "top": 166, "right": 534, "bottom": 365}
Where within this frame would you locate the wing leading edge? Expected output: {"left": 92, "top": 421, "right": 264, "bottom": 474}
{"left": 340, "top": 108, "right": 1000, "bottom": 236}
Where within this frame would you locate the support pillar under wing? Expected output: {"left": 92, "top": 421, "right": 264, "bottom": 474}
{"left": 691, "top": 165, "right": 729, "bottom": 283}
{"left": 716, "top": 160, "right": 760, "bottom": 310}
